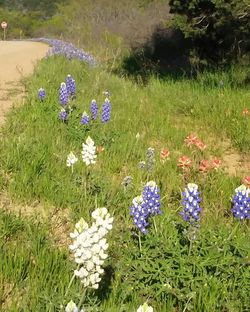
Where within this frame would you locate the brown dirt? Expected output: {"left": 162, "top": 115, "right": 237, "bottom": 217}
{"left": 0, "top": 40, "right": 49, "bottom": 124}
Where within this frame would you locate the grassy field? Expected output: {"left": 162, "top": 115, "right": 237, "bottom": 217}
{"left": 0, "top": 55, "right": 249, "bottom": 311}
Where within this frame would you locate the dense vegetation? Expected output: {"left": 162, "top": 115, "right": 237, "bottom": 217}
{"left": 0, "top": 1, "right": 249, "bottom": 311}
{"left": 0, "top": 52, "right": 249, "bottom": 311}
{"left": 169, "top": 0, "right": 250, "bottom": 65}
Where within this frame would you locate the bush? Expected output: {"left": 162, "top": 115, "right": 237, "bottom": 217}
{"left": 169, "top": 0, "right": 250, "bottom": 65}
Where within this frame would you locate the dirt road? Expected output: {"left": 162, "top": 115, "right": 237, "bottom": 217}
{"left": 0, "top": 40, "right": 48, "bottom": 124}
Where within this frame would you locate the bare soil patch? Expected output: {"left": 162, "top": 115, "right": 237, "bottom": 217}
{"left": 0, "top": 40, "right": 48, "bottom": 125}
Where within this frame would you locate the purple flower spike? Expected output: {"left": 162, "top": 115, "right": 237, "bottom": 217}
{"left": 231, "top": 185, "right": 250, "bottom": 220}
{"left": 59, "top": 108, "right": 68, "bottom": 122}
{"left": 90, "top": 99, "right": 98, "bottom": 120}
{"left": 66, "top": 74, "right": 76, "bottom": 97}
{"left": 101, "top": 98, "right": 111, "bottom": 123}
{"left": 142, "top": 181, "right": 162, "bottom": 216}
{"left": 130, "top": 196, "right": 150, "bottom": 234}
{"left": 130, "top": 181, "right": 161, "bottom": 234}
{"left": 59, "top": 82, "right": 69, "bottom": 106}
{"left": 38, "top": 88, "right": 46, "bottom": 101}
{"left": 180, "top": 183, "right": 202, "bottom": 224}
{"left": 81, "top": 112, "right": 90, "bottom": 125}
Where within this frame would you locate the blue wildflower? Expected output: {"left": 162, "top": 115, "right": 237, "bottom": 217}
{"left": 38, "top": 88, "right": 46, "bottom": 101}
{"left": 130, "top": 181, "right": 161, "bottom": 234}
{"left": 142, "top": 181, "right": 161, "bottom": 216}
{"left": 101, "top": 98, "right": 111, "bottom": 123}
{"left": 180, "top": 183, "right": 202, "bottom": 224}
{"left": 59, "top": 108, "right": 68, "bottom": 122}
{"left": 130, "top": 196, "right": 150, "bottom": 234}
{"left": 66, "top": 74, "right": 76, "bottom": 97}
{"left": 81, "top": 112, "right": 90, "bottom": 125}
{"left": 59, "top": 82, "right": 69, "bottom": 106}
{"left": 90, "top": 99, "right": 98, "bottom": 120}
{"left": 231, "top": 185, "right": 250, "bottom": 220}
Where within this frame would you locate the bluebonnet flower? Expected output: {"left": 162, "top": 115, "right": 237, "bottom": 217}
{"left": 34, "top": 38, "right": 96, "bottom": 65}
{"left": 231, "top": 185, "right": 250, "bottom": 220}
{"left": 142, "top": 181, "right": 161, "bottom": 216}
{"left": 180, "top": 183, "right": 201, "bottom": 224}
{"left": 59, "top": 82, "right": 69, "bottom": 106}
{"left": 59, "top": 108, "right": 68, "bottom": 121}
{"left": 81, "top": 112, "right": 90, "bottom": 125}
{"left": 101, "top": 98, "right": 111, "bottom": 123}
{"left": 130, "top": 181, "right": 161, "bottom": 234}
{"left": 130, "top": 196, "right": 150, "bottom": 234}
{"left": 38, "top": 88, "right": 46, "bottom": 101}
{"left": 90, "top": 99, "right": 98, "bottom": 120}
{"left": 66, "top": 74, "right": 76, "bottom": 97}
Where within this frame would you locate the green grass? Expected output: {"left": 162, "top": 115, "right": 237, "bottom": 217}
{"left": 0, "top": 56, "right": 249, "bottom": 311}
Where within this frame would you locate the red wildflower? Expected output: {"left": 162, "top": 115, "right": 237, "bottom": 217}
{"left": 97, "top": 146, "right": 105, "bottom": 153}
{"left": 195, "top": 140, "right": 207, "bottom": 150}
{"left": 160, "top": 148, "right": 170, "bottom": 161}
{"left": 199, "top": 160, "right": 210, "bottom": 173}
{"left": 184, "top": 134, "right": 199, "bottom": 147}
{"left": 211, "top": 158, "right": 222, "bottom": 170}
{"left": 242, "top": 176, "right": 250, "bottom": 188}
{"left": 178, "top": 156, "right": 192, "bottom": 170}
{"left": 242, "top": 108, "right": 250, "bottom": 116}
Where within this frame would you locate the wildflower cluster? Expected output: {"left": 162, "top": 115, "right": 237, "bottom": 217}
{"left": 33, "top": 38, "right": 96, "bottom": 65}
{"left": 130, "top": 181, "right": 161, "bottom": 234}
{"left": 58, "top": 74, "right": 77, "bottom": 121}
{"left": 231, "top": 185, "right": 250, "bottom": 220}
{"left": 199, "top": 158, "right": 222, "bottom": 173}
{"left": 180, "top": 183, "right": 202, "bottom": 224}
{"left": 69, "top": 208, "right": 113, "bottom": 289}
{"left": 80, "top": 97, "right": 112, "bottom": 126}
{"left": 185, "top": 134, "right": 207, "bottom": 150}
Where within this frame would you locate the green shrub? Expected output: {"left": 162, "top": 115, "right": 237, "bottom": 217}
{"left": 169, "top": 0, "right": 250, "bottom": 65}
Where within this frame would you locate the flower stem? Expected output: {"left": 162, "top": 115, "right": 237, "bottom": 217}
{"left": 138, "top": 232, "right": 142, "bottom": 255}
{"left": 64, "top": 273, "right": 75, "bottom": 299}
{"left": 153, "top": 218, "right": 158, "bottom": 234}
{"left": 78, "top": 289, "right": 87, "bottom": 310}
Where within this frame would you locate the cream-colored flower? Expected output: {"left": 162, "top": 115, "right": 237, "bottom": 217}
{"left": 81, "top": 136, "right": 97, "bottom": 166}
{"left": 67, "top": 152, "right": 78, "bottom": 167}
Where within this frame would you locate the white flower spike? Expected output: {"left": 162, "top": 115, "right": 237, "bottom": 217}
{"left": 67, "top": 152, "right": 78, "bottom": 167}
{"left": 69, "top": 207, "right": 113, "bottom": 289}
{"left": 81, "top": 136, "right": 97, "bottom": 166}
